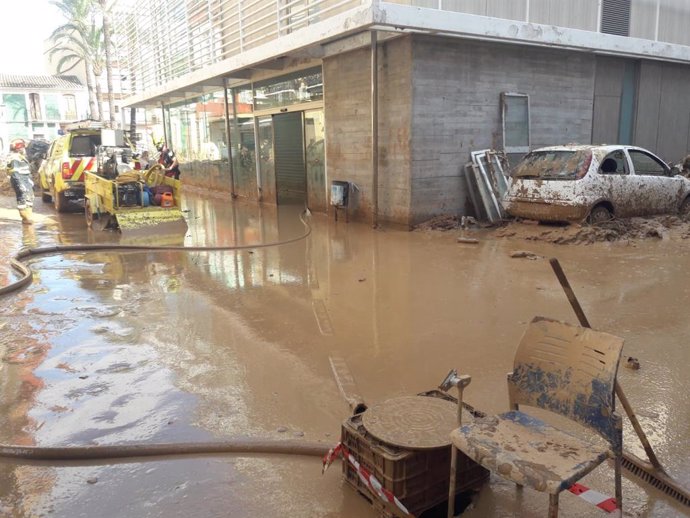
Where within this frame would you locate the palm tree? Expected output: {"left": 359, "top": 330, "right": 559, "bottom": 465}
{"left": 47, "top": 0, "right": 101, "bottom": 121}
{"left": 48, "top": 21, "right": 105, "bottom": 121}
{"left": 97, "top": 0, "right": 116, "bottom": 127}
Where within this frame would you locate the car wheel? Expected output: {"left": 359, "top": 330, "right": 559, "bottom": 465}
{"left": 588, "top": 205, "right": 613, "bottom": 225}
{"left": 679, "top": 197, "right": 690, "bottom": 217}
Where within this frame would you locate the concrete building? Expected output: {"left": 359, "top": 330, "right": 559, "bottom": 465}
{"left": 114, "top": 0, "right": 690, "bottom": 226}
{"left": 0, "top": 74, "right": 88, "bottom": 153}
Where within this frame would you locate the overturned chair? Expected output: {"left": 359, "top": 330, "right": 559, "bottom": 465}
{"left": 447, "top": 317, "right": 624, "bottom": 517}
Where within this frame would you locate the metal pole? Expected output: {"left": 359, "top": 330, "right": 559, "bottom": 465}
{"left": 371, "top": 30, "right": 379, "bottom": 228}
{"left": 549, "top": 258, "right": 663, "bottom": 471}
{"left": 161, "top": 101, "right": 168, "bottom": 146}
{"left": 223, "top": 78, "right": 237, "bottom": 197}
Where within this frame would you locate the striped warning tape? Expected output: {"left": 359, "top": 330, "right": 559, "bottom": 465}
{"left": 322, "top": 442, "right": 413, "bottom": 517}
{"left": 568, "top": 482, "right": 619, "bottom": 513}
{"left": 323, "top": 442, "right": 618, "bottom": 516}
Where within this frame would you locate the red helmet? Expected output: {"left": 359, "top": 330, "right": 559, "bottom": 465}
{"left": 10, "top": 139, "right": 26, "bottom": 152}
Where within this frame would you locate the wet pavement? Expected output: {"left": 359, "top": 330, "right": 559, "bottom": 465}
{"left": 0, "top": 193, "right": 689, "bottom": 517}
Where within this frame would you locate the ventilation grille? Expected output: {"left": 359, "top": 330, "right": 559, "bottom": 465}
{"left": 601, "top": 0, "right": 631, "bottom": 36}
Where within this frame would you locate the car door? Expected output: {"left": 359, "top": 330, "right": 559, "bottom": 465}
{"left": 594, "top": 149, "right": 638, "bottom": 217}
{"left": 627, "top": 148, "right": 682, "bottom": 215}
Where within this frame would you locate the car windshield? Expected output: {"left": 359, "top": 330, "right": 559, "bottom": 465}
{"left": 513, "top": 150, "right": 592, "bottom": 180}
{"left": 70, "top": 135, "right": 101, "bottom": 157}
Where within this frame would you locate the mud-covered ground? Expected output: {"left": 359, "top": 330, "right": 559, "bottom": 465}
{"left": 417, "top": 214, "right": 690, "bottom": 245}
{"left": 1, "top": 195, "right": 689, "bottom": 518}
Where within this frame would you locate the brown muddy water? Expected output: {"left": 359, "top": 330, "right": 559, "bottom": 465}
{"left": 0, "top": 194, "right": 689, "bottom": 518}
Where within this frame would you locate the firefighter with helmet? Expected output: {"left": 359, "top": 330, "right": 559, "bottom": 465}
{"left": 7, "top": 139, "right": 34, "bottom": 224}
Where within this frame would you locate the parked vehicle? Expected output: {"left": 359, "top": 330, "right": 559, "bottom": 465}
{"left": 38, "top": 122, "right": 103, "bottom": 212}
{"left": 503, "top": 145, "right": 690, "bottom": 223}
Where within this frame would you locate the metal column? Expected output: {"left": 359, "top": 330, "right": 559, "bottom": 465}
{"left": 371, "top": 30, "right": 379, "bottom": 228}
{"left": 160, "top": 101, "right": 168, "bottom": 146}
{"left": 223, "top": 78, "right": 237, "bottom": 197}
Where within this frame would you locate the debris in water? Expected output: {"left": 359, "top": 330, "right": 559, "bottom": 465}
{"left": 509, "top": 250, "right": 542, "bottom": 260}
{"left": 625, "top": 357, "right": 641, "bottom": 370}
{"left": 414, "top": 215, "right": 460, "bottom": 231}
{"left": 86, "top": 478, "right": 98, "bottom": 485}
{"left": 358, "top": 278, "right": 366, "bottom": 282}
{"left": 457, "top": 237, "right": 479, "bottom": 244}
{"left": 293, "top": 431, "right": 305, "bottom": 438}
{"left": 277, "top": 426, "right": 288, "bottom": 433}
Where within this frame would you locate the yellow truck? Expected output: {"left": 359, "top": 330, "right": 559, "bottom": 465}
{"left": 38, "top": 123, "right": 103, "bottom": 212}
{"left": 84, "top": 165, "right": 187, "bottom": 235}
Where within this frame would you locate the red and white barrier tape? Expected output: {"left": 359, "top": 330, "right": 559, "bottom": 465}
{"left": 568, "top": 482, "right": 619, "bottom": 513}
{"left": 322, "top": 442, "right": 413, "bottom": 517}
{"left": 323, "top": 442, "right": 618, "bottom": 516}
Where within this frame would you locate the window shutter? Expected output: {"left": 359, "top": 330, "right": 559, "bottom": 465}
{"left": 601, "top": 0, "right": 631, "bottom": 36}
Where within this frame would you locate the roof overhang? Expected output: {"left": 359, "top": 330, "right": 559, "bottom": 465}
{"left": 375, "top": 2, "right": 690, "bottom": 65}
{"left": 124, "top": 0, "right": 690, "bottom": 108}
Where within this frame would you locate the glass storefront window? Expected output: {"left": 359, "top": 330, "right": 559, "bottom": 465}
{"left": 165, "top": 90, "right": 227, "bottom": 163}
{"left": 253, "top": 67, "right": 323, "bottom": 111}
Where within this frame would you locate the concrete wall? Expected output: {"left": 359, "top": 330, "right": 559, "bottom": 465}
{"left": 181, "top": 160, "right": 234, "bottom": 194}
{"left": 592, "top": 57, "right": 626, "bottom": 145}
{"left": 409, "top": 36, "right": 596, "bottom": 224}
{"left": 635, "top": 61, "right": 690, "bottom": 162}
{"left": 591, "top": 56, "right": 690, "bottom": 162}
{"left": 324, "top": 37, "right": 413, "bottom": 225}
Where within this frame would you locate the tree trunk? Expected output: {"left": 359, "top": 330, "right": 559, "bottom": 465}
{"left": 94, "top": 69, "right": 104, "bottom": 122}
{"left": 100, "top": 0, "right": 116, "bottom": 128}
{"left": 84, "top": 61, "right": 100, "bottom": 121}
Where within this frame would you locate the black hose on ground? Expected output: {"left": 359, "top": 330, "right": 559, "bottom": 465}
{"left": 0, "top": 213, "right": 312, "bottom": 297}
{"left": 0, "top": 438, "right": 330, "bottom": 464}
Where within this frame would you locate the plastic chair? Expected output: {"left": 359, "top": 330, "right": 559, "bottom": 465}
{"left": 447, "top": 317, "right": 624, "bottom": 518}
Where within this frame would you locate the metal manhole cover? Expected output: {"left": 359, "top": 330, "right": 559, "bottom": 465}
{"left": 361, "top": 396, "right": 458, "bottom": 449}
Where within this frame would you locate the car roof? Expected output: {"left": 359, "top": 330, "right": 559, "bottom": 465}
{"left": 532, "top": 144, "right": 648, "bottom": 154}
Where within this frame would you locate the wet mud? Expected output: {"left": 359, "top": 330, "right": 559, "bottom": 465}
{"left": 493, "top": 216, "right": 690, "bottom": 245}
{"left": 1, "top": 195, "right": 689, "bottom": 517}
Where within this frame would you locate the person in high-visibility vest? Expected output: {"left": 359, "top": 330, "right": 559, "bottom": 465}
{"left": 7, "top": 139, "right": 34, "bottom": 224}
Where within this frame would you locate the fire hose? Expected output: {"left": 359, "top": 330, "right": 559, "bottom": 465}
{"left": 0, "top": 211, "right": 312, "bottom": 297}
{"left": 0, "top": 439, "right": 329, "bottom": 464}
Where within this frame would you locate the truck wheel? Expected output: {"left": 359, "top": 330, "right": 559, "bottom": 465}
{"left": 588, "top": 205, "right": 613, "bottom": 225}
{"left": 85, "top": 199, "right": 110, "bottom": 230}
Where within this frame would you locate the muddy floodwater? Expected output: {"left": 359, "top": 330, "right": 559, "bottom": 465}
{"left": 0, "top": 193, "right": 689, "bottom": 518}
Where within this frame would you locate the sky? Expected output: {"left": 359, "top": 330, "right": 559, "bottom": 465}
{"left": 1, "top": 1, "right": 65, "bottom": 75}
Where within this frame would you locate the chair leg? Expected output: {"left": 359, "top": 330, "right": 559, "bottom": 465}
{"left": 615, "top": 454, "right": 623, "bottom": 514}
{"left": 548, "top": 493, "right": 559, "bottom": 518}
{"left": 447, "top": 446, "right": 458, "bottom": 518}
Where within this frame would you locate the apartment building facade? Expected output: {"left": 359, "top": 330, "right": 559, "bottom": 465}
{"left": 0, "top": 74, "right": 88, "bottom": 153}
{"left": 115, "top": 0, "right": 690, "bottom": 225}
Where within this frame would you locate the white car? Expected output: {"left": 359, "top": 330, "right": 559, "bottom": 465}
{"left": 503, "top": 145, "right": 690, "bottom": 223}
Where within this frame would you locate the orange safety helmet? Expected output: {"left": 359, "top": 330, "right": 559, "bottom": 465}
{"left": 10, "top": 139, "right": 26, "bottom": 152}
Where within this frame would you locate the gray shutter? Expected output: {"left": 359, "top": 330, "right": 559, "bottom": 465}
{"left": 274, "top": 112, "right": 306, "bottom": 204}
{"left": 601, "top": 0, "right": 631, "bottom": 36}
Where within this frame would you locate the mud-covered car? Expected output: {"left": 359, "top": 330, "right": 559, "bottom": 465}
{"left": 503, "top": 145, "right": 690, "bottom": 223}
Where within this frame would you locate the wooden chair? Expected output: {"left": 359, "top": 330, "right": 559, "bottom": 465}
{"left": 447, "top": 317, "right": 624, "bottom": 518}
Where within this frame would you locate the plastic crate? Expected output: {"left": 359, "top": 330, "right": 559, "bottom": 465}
{"left": 341, "top": 410, "right": 488, "bottom": 517}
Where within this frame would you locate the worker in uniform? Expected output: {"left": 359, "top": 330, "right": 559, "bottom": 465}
{"left": 7, "top": 139, "right": 34, "bottom": 225}
{"left": 157, "top": 143, "right": 181, "bottom": 180}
